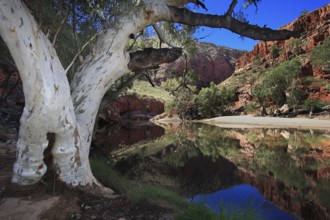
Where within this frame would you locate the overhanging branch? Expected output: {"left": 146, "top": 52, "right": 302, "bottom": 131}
{"left": 128, "top": 47, "right": 182, "bottom": 72}
{"left": 167, "top": 6, "right": 301, "bottom": 41}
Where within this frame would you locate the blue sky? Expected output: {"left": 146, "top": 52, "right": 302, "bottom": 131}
{"left": 192, "top": 0, "right": 329, "bottom": 51}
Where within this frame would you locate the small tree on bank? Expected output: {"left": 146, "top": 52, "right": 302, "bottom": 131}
{"left": 0, "top": 0, "right": 299, "bottom": 188}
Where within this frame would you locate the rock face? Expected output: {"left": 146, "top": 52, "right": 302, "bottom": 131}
{"left": 157, "top": 42, "right": 245, "bottom": 88}
{"left": 236, "top": 4, "right": 330, "bottom": 69}
{"left": 226, "top": 4, "right": 330, "bottom": 114}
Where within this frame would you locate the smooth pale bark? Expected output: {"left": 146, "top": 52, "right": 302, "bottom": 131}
{"left": 69, "top": 1, "right": 175, "bottom": 182}
{"left": 0, "top": 0, "right": 90, "bottom": 185}
{"left": 0, "top": 0, "right": 299, "bottom": 186}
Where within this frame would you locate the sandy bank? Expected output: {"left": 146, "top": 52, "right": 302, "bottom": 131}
{"left": 202, "top": 116, "right": 330, "bottom": 130}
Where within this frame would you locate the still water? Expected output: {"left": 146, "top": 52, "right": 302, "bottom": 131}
{"left": 94, "top": 122, "right": 330, "bottom": 220}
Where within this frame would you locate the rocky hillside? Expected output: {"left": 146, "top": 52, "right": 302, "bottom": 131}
{"left": 223, "top": 4, "right": 330, "bottom": 116}
{"left": 156, "top": 42, "right": 245, "bottom": 88}
{"left": 236, "top": 4, "right": 330, "bottom": 69}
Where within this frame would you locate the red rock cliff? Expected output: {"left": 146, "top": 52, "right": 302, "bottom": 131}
{"left": 157, "top": 42, "right": 245, "bottom": 88}
{"left": 236, "top": 4, "right": 330, "bottom": 69}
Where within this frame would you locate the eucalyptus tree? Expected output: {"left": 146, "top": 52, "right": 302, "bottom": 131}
{"left": 0, "top": 0, "right": 299, "bottom": 188}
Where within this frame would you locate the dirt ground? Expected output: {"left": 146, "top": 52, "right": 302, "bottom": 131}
{"left": 0, "top": 116, "right": 175, "bottom": 220}
{"left": 0, "top": 154, "right": 176, "bottom": 220}
{"left": 0, "top": 183, "right": 175, "bottom": 220}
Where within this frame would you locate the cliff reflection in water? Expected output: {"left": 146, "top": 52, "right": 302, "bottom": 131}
{"left": 94, "top": 122, "right": 330, "bottom": 220}
{"left": 93, "top": 121, "right": 165, "bottom": 152}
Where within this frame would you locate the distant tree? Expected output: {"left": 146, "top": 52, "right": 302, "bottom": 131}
{"left": 286, "top": 85, "right": 306, "bottom": 112}
{"left": 311, "top": 37, "right": 330, "bottom": 73}
{"left": 253, "top": 84, "right": 268, "bottom": 115}
{"left": 196, "top": 82, "right": 236, "bottom": 118}
{"left": 167, "top": 86, "right": 196, "bottom": 119}
{"left": 164, "top": 71, "right": 198, "bottom": 119}
{"left": 196, "top": 82, "right": 219, "bottom": 118}
{"left": 0, "top": 0, "right": 299, "bottom": 188}
{"left": 254, "top": 58, "right": 301, "bottom": 106}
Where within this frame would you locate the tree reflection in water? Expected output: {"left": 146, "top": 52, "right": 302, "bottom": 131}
{"left": 94, "top": 122, "right": 330, "bottom": 220}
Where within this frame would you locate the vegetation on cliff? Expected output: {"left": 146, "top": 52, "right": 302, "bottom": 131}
{"left": 224, "top": 36, "right": 330, "bottom": 117}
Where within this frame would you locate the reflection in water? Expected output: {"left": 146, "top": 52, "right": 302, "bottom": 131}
{"left": 95, "top": 122, "right": 330, "bottom": 220}
{"left": 93, "top": 122, "right": 164, "bottom": 152}
{"left": 190, "top": 184, "right": 297, "bottom": 220}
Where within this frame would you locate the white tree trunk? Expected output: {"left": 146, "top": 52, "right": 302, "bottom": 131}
{"left": 0, "top": 0, "right": 173, "bottom": 186}
{"left": 69, "top": 1, "right": 168, "bottom": 180}
{"left": 0, "top": 0, "right": 93, "bottom": 185}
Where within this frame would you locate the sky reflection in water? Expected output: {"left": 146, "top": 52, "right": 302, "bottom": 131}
{"left": 104, "top": 122, "right": 330, "bottom": 219}
{"left": 189, "top": 184, "right": 297, "bottom": 220}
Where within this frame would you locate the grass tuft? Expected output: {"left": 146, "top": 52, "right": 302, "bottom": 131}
{"left": 127, "top": 80, "right": 173, "bottom": 102}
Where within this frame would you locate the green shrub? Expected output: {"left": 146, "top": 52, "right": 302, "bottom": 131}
{"left": 245, "top": 101, "right": 257, "bottom": 113}
{"left": 311, "top": 37, "right": 330, "bottom": 72}
{"left": 165, "top": 86, "right": 195, "bottom": 119}
{"left": 270, "top": 44, "right": 281, "bottom": 58}
{"left": 254, "top": 58, "right": 301, "bottom": 106}
{"left": 286, "top": 86, "right": 307, "bottom": 111}
{"left": 253, "top": 54, "right": 262, "bottom": 66}
{"left": 162, "top": 77, "right": 182, "bottom": 92}
{"left": 195, "top": 82, "right": 236, "bottom": 118}
{"left": 303, "top": 99, "right": 326, "bottom": 115}
{"left": 162, "top": 72, "right": 199, "bottom": 119}
{"left": 286, "top": 38, "right": 303, "bottom": 55}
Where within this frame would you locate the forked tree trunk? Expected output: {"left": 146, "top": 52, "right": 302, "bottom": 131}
{"left": 0, "top": 0, "right": 171, "bottom": 186}
{"left": 0, "top": 0, "right": 95, "bottom": 185}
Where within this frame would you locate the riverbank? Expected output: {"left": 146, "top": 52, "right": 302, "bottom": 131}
{"left": 153, "top": 113, "right": 330, "bottom": 130}
{"left": 202, "top": 115, "right": 330, "bottom": 130}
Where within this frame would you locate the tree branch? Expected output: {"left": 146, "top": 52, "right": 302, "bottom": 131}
{"left": 167, "top": 6, "right": 301, "bottom": 41}
{"left": 152, "top": 24, "right": 179, "bottom": 48}
{"left": 143, "top": 73, "right": 156, "bottom": 87}
{"left": 225, "top": 0, "right": 238, "bottom": 17}
{"left": 65, "top": 32, "right": 100, "bottom": 73}
{"left": 128, "top": 47, "right": 182, "bottom": 72}
{"left": 125, "top": 48, "right": 182, "bottom": 90}
{"left": 52, "top": 15, "right": 67, "bottom": 46}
